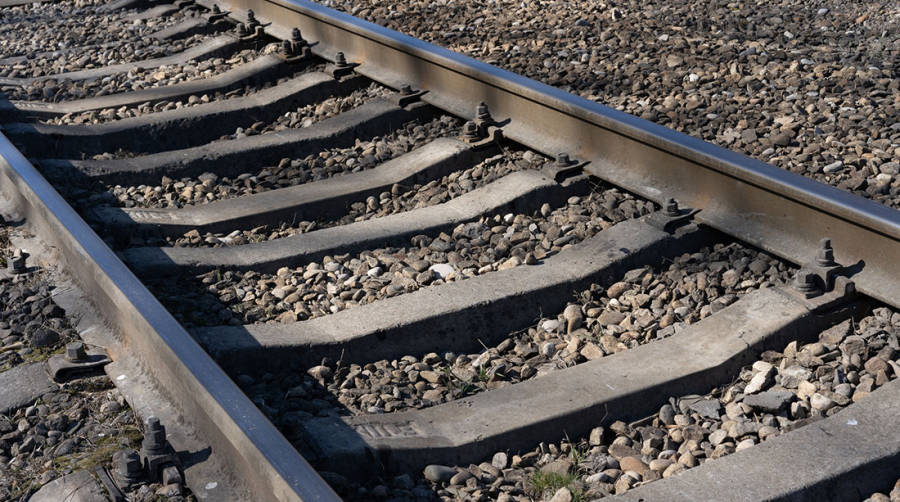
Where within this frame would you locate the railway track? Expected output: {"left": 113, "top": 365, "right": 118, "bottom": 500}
{"left": 0, "top": 0, "right": 897, "bottom": 500}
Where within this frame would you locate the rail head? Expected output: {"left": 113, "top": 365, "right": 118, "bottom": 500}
{"left": 210, "top": 0, "right": 899, "bottom": 307}
{"left": 0, "top": 131, "right": 339, "bottom": 501}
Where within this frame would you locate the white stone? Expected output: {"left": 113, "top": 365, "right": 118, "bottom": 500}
{"left": 810, "top": 393, "right": 835, "bottom": 411}
{"left": 744, "top": 366, "right": 775, "bottom": 394}
{"left": 541, "top": 319, "right": 561, "bottom": 332}
{"left": 428, "top": 263, "right": 455, "bottom": 279}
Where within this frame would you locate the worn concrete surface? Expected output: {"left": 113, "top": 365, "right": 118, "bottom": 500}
{"left": 99, "top": 137, "right": 479, "bottom": 235}
{"left": 39, "top": 99, "right": 432, "bottom": 185}
{"left": 196, "top": 217, "right": 710, "bottom": 372}
{"left": 8, "top": 72, "right": 356, "bottom": 157}
{"left": 299, "top": 287, "right": 859, "bottom": 476}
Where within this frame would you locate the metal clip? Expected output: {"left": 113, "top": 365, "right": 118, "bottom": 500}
{"left": 461, "top": 102, "right": 506, "bottom": 147}
{"left": 141, "top": 417, "right": 185, "bottom": 495}
{"left": 329, "top": 52, "right": 357, "bottom": 78}
{"left": 788, "top": 238, "right": 857, "bottom": 310}
{"left": 7, "top": 248, "right": 26, "bottom": 275}
{"left": 236, "top": 9, "right": 268, "bottom": 40}
{"left": 47, "top": 342, "right": 111, "bottom": 381}
{"left": 393, "top": 85, "right": 427, "bottom": 108}
{"left": 645, "top": 198, "right": 699, "bottom": 233}
{"left": 205, "top": 4, "right": 229, "bottom": 24}
{"left": 279, "top": 28, "right": 311, "bottom": 62}
{"left": 473, "top": 101, "right": 496, "bottom": 137}
{"left": 543, "top": 153, "right": 588, "bottom": 182}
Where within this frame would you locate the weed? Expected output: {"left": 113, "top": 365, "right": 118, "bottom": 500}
{"left": 476, "top": 365, "right": 490, "bottom": 383}
{"left": 528, "top": 471, "right": 577, "bottom": 495}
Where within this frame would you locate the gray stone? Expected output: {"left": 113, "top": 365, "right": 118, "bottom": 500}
{"left": 597, "top": 310, "right": 626, "bottom": 325}
{"left": 727, "top": 420, "right": 762, "bottom": 438}
{"left": 29, "top": 470, "right": 107, "bottom": 502}
{"left": 0, "top": 363, "right": 55, "bottom": 415}
{"left": 743, "top": 390, "right": 794, "bottom": 412}
{"left": 780, "top": 365, "right": 813, "bottom": 388}
{"left": 423, "top": 464, "right": 456, "bottom": 483}
{"left": 541, "top": 458, "right": 573, "bottom": 475}
{"left": 589, "top": 426, "right": 606, "bottom": 446}
{"left": 708, "top": 429, "right": 728, "bottom": 446}
{"left": 688, "top": 399, "right": 723, "bottom": 419}
{"left": 819, "top": 320, "right": 851, "bottom": 345}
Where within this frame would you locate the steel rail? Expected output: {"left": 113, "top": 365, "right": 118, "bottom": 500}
{"left": 208, "top": 0, "right": 899, "bottom": 307}
{"left": 0, "top": 132, "right": 339, "bottom": 500}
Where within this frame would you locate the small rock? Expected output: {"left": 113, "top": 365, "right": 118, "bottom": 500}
{"left": 619, "top": 456, "right": 649, "bottom": 475}
{"left": 658, "top": 404, "right": 676, "bottom": 425}
{"left": 428, "top": 263, "right": 455, "bottom": 279}
{"left": 810, "top": 393, "right": 835, "bottom": 411}
{"left": 688, "top": 398, "right": 722, "bottom": 419}
{"left": 423, "top": 465, "right": 455, "bottom": 483}
{"left": 589, "top": 426, "right": 605, "bottom": 446}
{"left": 492, "top": 451, "right": 508, "bottom": 469}
{"left": 580, "top": 342, "right": 604, "bottom": 360}
{"left": 744, "top": 366, "right": 776, "bottom": 394}
{"left": 797, "top": 380, "right": 818, "bottom": 401}
{"left": 549, "top": 487, "right": 572, "bottom": 502}
{"left": 306, "top": 365, "right": 333, "bottom": 381}
{"left": 541, "top": 458, "right": 573, "bottom": 475}
{"left": 743, "top": 390, "right": 794, "bottom": 412}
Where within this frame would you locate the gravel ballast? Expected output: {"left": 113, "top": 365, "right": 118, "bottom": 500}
{"left": 146, "top": 184, "right": 653, "bottom": 326}
{"left": 0, "top": 33, "right": 208, "bottom": 80}
{"left": 242, "top": 241, "right": 794, "bottom": 422}
{"left": 0, "top": 222, "right": 194, "bottom": 501}
{"left": 0, "top": 230, "right": 77, "bottom": 373}
{"left": 99, "top": 98, "right": 446, "bottom": 214}
{"left": 0, "top": 0, "right": 189, "bottom": 59}
{"left": 325, "top": 0, "right": 900, "bottom": 208}
{"left": 6, "top": 46, "right": 277, "bottom": 103}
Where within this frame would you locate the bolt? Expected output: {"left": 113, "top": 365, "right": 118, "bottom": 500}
{"left": 161, "top": 465, "right": 183, "bottom": 486}
{"left": 793, "top": 270, "right": 819, "bottom": 296}
{"left": 142, "top": 416, "right": 167, "bottom": 454}
{"left": 212, "top": 4, "right": 220, "bottom": 12}
{"left": 281, "top": 39, "right": 292, "bottom": 54}
{"left": 291, "top": 27, "right": 303, "bottom": 42}
{"left": 664, "top": 198, "right": 680, "bottom": 217}
{"left": 236, "top": 23, "right": 248, "bottom": 36}
{"left": 400, "top": 84, "right": 414, "bottom": 95}
{"left": 461, "top": 121, "right": 480, "bottom": 141}
{"left": 334, "top": 52, "right": 348, "bottom": 67}
{"left": 246, "top": 9, "right": 255, "bottom": 22}
{"left": 65, "top": 342, "right": 87, "bottom": 363}
{"left": 816, "top": 238, "right": 835, "bottom": 267}
{"left": 8, "top": 249, "right": 25, "bottom": 274}
{"left": 475, "top": 102, "right": 492, "bottom": 121}
{"left": 115, "top": 449, "right": 143, "bottom": 485}
{"left": 555, "top": 153, "right": 572, "bottom": 167}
